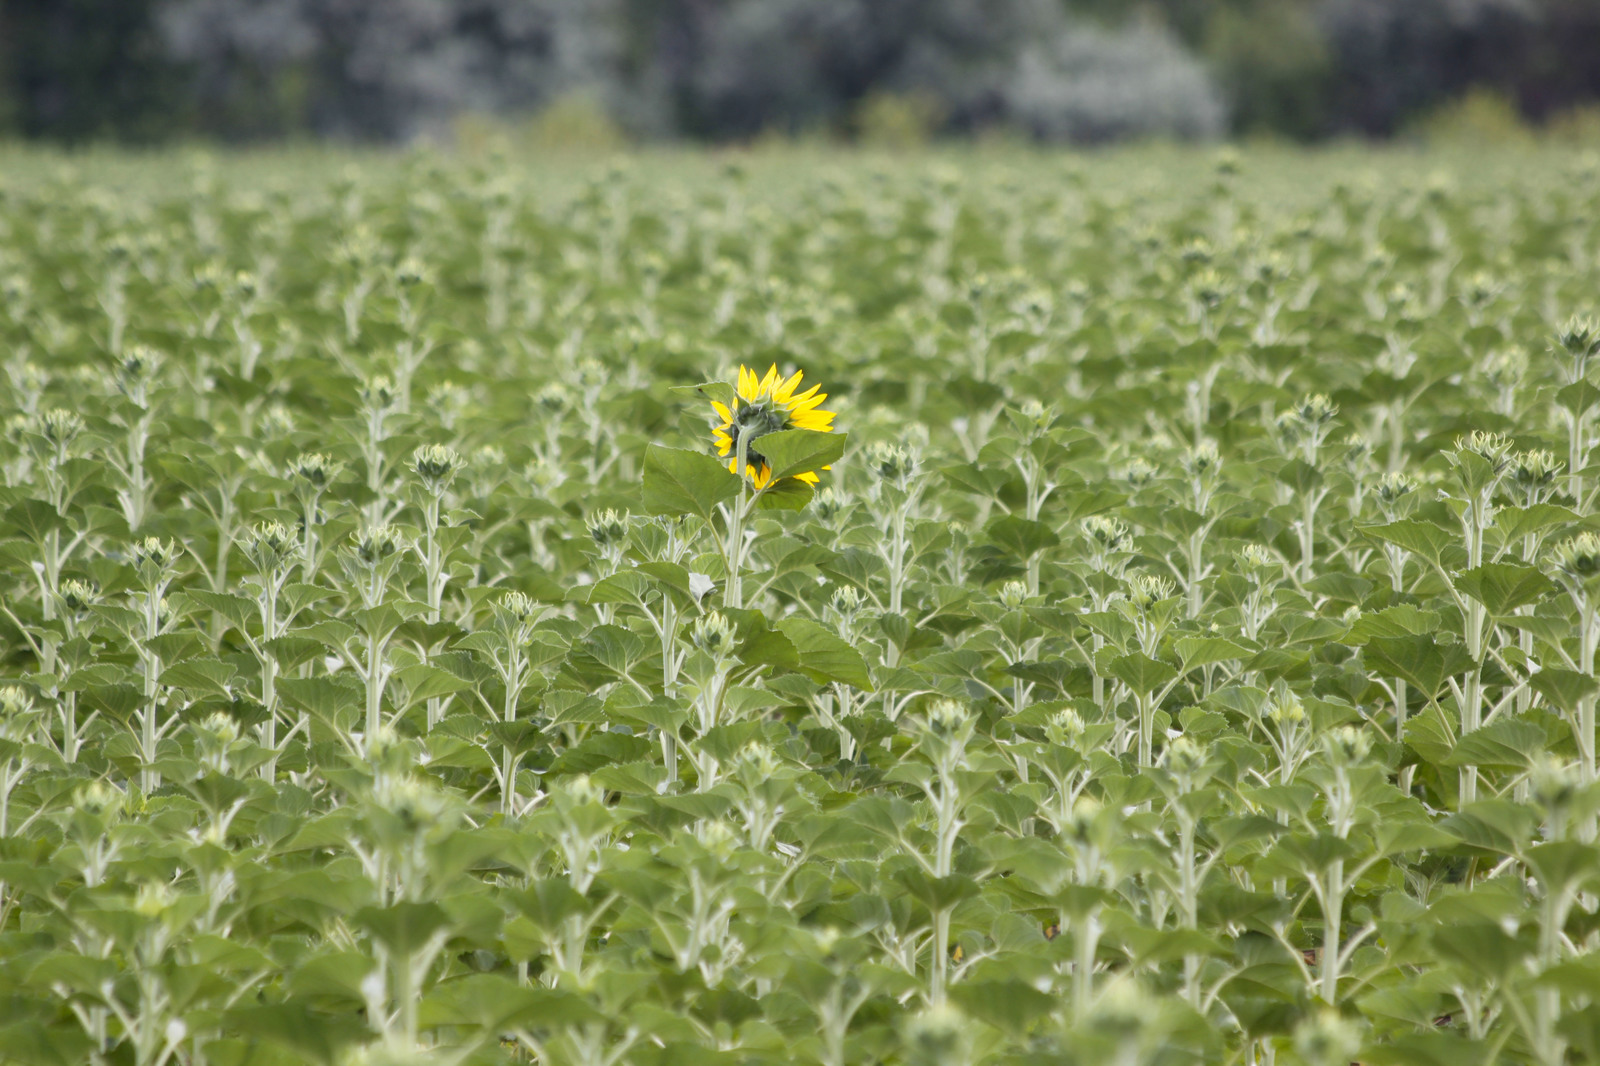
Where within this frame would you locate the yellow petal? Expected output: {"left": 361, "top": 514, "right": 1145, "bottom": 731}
{"left": 776, "top": 370, "right": 804, "bottom": 403}
{"left": 711, "top": 401, "right": 732, "bottom": 423}
{"left": 794, "top": 412, "right": 834, "bottom": 431}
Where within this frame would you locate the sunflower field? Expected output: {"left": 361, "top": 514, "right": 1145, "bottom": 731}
{"left": 3, "top": 147, "right": 1600, "bottom": 1065}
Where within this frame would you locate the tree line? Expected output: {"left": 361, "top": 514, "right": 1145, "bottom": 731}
{"left": 2, "top": 0, "right": 1597, "bottom": 145}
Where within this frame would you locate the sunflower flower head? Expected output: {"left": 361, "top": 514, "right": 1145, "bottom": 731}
{"left": 711, "top": 364, "right": 836, "bottom": 488}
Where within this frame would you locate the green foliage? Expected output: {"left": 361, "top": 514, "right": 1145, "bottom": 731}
{"left": 1, "top": 146, "right": 1600, "bottom": 1066}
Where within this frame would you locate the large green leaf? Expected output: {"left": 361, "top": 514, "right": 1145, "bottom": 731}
{"left": 753, "top": 428, "right": 847, "bottom": 482}
{"left": 1106, "top": 651, "right": 1177, "bottom": 693}
{"left": 641, "top": 444, "right": 742, "bottom": 520}
{"left": 1452, "top": 562, "right": 1558, "bottom": 615}
{"left": 1362, "top": 520, "right": 1460, "bottom": 570}
{"left": 1363, "top": 635, "right": 1473, "bottom": 698}
{"left": 1444, "top": 719, "right": 1548, "bottom": 770}
{"left": 984, "top": 513, "right": 1061, "bottom": 559}
{"left": 775, "top": 617, "right": 873, "bottom": 689}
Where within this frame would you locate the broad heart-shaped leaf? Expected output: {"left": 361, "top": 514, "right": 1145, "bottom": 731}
{"left": 1361, "top": 519, "right": 1461, "bottom": 571}
{"left": 394, "top": 662, "right": 471, "bottom": 704}
{"left": 510, "top": 878, "right": 590, "bottom": 933}
{"left": 1440, "top": 799, "right": 1541, "bottom": 855}
{"left": 670, "top": 380, "right": 737, "bottom": 411}
{"left": 641, "top": 444, "right": 741, "bottom": 520}
{"left": 1363, "top": 634, "right": 1473, "bottom": 699}
{"left": 1106, "top": 651, "right": 1177, "bottom": 694}
{"left": 753, "top": 428, "right": 847, "bottom": 483}
{"left": 890, "top": 867, "right": 979, "bottom": 912}
{"left": 1177, "top": 635, "right": 1253, "bottom": 672}
{"left": 277, "top": 675, "right": 363, "bottom": 725}
{"left": 984, "top": 513, "right": 1061, "bottom": 560}
{"left": 1524, "top": 841, "right": 1600, "bottom": 895}
{"left": 734, "top": 621, "right": 803, "bottom": 674}
{"left": 420, "top": 974, "right": 599, "bottom": 1031}
{"left": 2, "top": 497, "right": 66, "bottom": 542}
{"left": 1496, "top": 503, "right": 1579, "bottom": 543}
{"left": 353, "top": 901, "right": 452, "bottom": 957}
{"left": 1342, "top": 604, "right": 1442, "bottom": 644}
{"left": 775, "top": 617, "right": 873, "bottom": 689}
{"left": 1557, "top": 378, "right": 1600, "bottom": 417}
{"left": 755, "top": 476, "right": 814, "bottom": 511}
{"left": 222, "top": 1003, "right": 368, "bottom": 1066}
{"left": 1530, "top": 668, "right": 1600, "bottom": 713}
{"left": 180, "top": 589, "right": 258, "bottom": 634}
{"left": 1428, "top": 920, "right": 1532, "bottom": 981}
{"left": 948, "top": 980, "right": 1057, "bottom": 1039}
{"left": 1451, "top": 562, "right": 1558, "bottom": 615}
{"left": 1444, "top": 718, "right": 1548, "bottom": 770}
{"left": 159, "top": 658, "right": 237, "bottom": 700}
{"left": 583, "top": 568, "right": 659, "bottom": 607}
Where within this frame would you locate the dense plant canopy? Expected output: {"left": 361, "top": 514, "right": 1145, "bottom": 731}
{"left": 2, "top": 149, "right": 1600, "bottom": 1064}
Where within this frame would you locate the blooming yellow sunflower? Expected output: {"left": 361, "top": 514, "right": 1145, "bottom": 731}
{"left": 711, "top": 364, "right": 836, "bottom": 488}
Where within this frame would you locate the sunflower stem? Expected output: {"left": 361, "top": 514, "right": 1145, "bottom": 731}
{"left": 726, "top": 433, "right": 750, "bottom": 610}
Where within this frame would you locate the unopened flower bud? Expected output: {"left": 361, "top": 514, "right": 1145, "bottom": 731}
{"left": 1266, "top": 688, "right": 1305, "bottom": 725}
{"left": 814, "top": 486, "right": 846, "bottom": 522}
{"left": 1123, "top": 457, "right": 1158, "bottom": 489}
{"left": 73, "top": 780, "right": 123, "bottom": 817}
{"left": 359, "top": 375, "right": 396, "bottom": 411}
{"left": 1455, "top": 430, "right": 1514, "bottom": 472}
{"left": 1046, "top": 708, "right": 1086, "bottom": 747}
{"left": 1511, "top": 449, "right": 1562, "bottom": 491}
{"left": 536, "top": 382, "right": 572, "bottom": 413}
{"left": 1018, "top": 399, "right": 1054, "bottom": 432}
{"left": 245, "top": 521, "right": 299, "bottom": 574}
{"left": 587, "top": 508, "right": 628, "bottom": 549}
{"left": 350, "top": 526, "right": 407, "bottom": 565}
{"left": 1552, "top": 532, "right": 1600, "bottom": 583}
{"left": 1321, "top": 725, "right": 1372, "bottom": 767}
{"left": 0, "top": 686, "right": 32, "bottom": 717}
{"left": 1485, "top": 348, "right": 1526, "bottom": 392}
{"left": 496, "top": 590, "right": 538, "bottom": 629}
{"left": 1239, "top": 543, "right": 1275, "bottom": 572}
{"left": 39, "top": 409, "right": 84, "bottom": 449}
{"left": 1083, "top": 515, "right": 1129, "bottom": 552}
{"left": 1293, "top": 1010, "right": 1364, "bottom": 1066}
{"left": 133, "top": 882, "right": 175, "bottom": 919}
{"left": 411, "top": 443, "right": 464, "bottom": 492}
{"left": 1181, "top": 440, "right": 1220, "bottom": 478}
{"left": 60, "top": 579, "right": 98, "bottom": 613}
{"left": 692, "top": 611, "right": 737, "bottom": 657}
{"left": 1125, "top": 572, "right": 1174, "bottom": 612}
{"left": 1558, "top": 315, "right": 1600, "bottom": 359}
{"left": 392, "top": 257, "right": 429, "bottom": 288}
{"left": 997, "top": 580, "right": 1028, "bottom": 609}
{"left": 1161, "top": 736, "right": 1209, "bottom": 784}
{"left": 1376, "top": 471, "right": 1416, "bottom": 507}
{"left": 288, "top": 452, "right": 339, "bottom": 490}
{"left": 830, "top": 584, "right": 864, "bottom": 616}
{"left": 131, "top": 537, "right": 182, "bottom": 574}
{"left": 865, "top": 441, "right": 916, "bottom": 483}
{"left": 1189, "top": 268, "right": 1228, "bottom": 310}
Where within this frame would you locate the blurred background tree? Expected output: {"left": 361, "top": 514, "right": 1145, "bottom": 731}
{"left": 1, "top": 0, "right": 1597, "bottom": 145}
